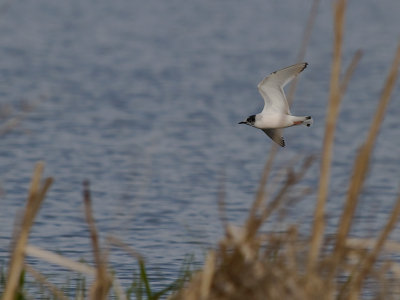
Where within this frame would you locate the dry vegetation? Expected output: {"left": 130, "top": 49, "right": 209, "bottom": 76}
{"left": 2, "top": 0, "right": 400, "bottom": 299}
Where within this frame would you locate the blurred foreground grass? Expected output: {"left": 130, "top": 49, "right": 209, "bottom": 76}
{"left": 2, "top": 0, "right": 400, "bottom": 299}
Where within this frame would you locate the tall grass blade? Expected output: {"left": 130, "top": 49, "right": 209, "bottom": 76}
{"left": 139, "top": 260, "right": 153, "bottom": 299}
{"left": 246, "top": 146, "right": 277, "bottom": 232}
{"left": 199, "top": 251, "right": 215, "bottom": 300}
{"left": 2, "top": 162, "right": 53, "bottom": 300}
{"left": 348, "top": 192, "right": 400, "bottom": 299}
{"left": 340, "top": 50, "right": 363, "bottom": 94}
{"left": 25, "top": 245, "right": 96, "bottom": 276}
{"left": 333, "top": 40, "right": 400, "bottom": 275}
{"left": 83, "top": 180, "right": 112, "bottom": 300}
{"left": 308, "top": 0, "right": 347, "bottom": 271}
{"left": 24, "top": 264, "right": 68, "bottom": 300}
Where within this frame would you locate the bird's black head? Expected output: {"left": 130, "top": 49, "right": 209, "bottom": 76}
{"left": 239, "top": 115, "right": 256, "bottom": 126}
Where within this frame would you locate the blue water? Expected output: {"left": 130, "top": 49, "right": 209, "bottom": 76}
{"left": 1, "top": 0, "right": 400, "bottom": 294}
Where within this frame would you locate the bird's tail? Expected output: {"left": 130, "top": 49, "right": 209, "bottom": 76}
{"left": 303, "top": 116, "right": 313, "bottom": 127}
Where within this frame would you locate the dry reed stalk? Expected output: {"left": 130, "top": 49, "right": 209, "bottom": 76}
{"left": 26, "top": 244, "right": 127, "bottom": 300}
{"left": 217, "top": 170, "right": 229, "bottom": 234}
{"left": 110, "top": 276, "right": 127, "bottom": 300}
{"left": 0, "top": 98, "right": 44, "bottom": 136}
{"left": 249, "top": 146, "right": 277, "bottom": 217}
{"left": 348, "top": 193, "right": 400, "bottom": 299}
{"left": 346, "top": 238, "right": 400, "bottom": 254}
{"left": 2, "top": 162, "right": 53, "bottom": 300}
{"left": 332, "top": 41, "right": 400, "bottom": 275}
{"left": 246, "top": 156, "right": 313, "bottom": 242}
{"left": 0, "top": 118, "right": 22, "bottom": 136}
{"left": 257, "top": 156, "right": 314, "bottom": 225}
{"left": 284, "top": 226, "right": 300, "bottom": 271}
{"left": 308, "top": 0, "right": 347, "bottom": 271}
{"left": 104, "top": 236, "right": 142, "bottom": 300}
{"left": 83, "top": 180, "right": 112, "bottom": 300}
{"left": 245, "top": 146, "right": 277, "bottom": 237}
{"left": 24, "top": 263, "right": 69, "bottom": 300}
{"left": 340, "top": 50, "right": 363, "bottom": 94}
{"left": 387, "top": 261, "right": 400, "bottom": 280}
{"left": 106, "top": 236, "right": 143, "bottom": 261}
{"left": 173, "top": 159, "right": 320, "bottom": 300}
{"left": 25, "top": 244, "right": 96, "bottom": 276}
{"left": 199, "top": 250, "right": 216, "bottom": 300}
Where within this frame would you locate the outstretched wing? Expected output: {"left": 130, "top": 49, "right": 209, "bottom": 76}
{"left": 257, "top": 62, "right": 308, "bottom": 114}
{"left": 262, "top": 129, "right": 285, "bottom": 147}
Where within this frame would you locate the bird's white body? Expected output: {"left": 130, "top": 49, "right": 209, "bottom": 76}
{"left": 239, "top": 62, "right": 313, "bottom": 147}
{"left": 253, "top": 113, "right": 309, "bottom": 129}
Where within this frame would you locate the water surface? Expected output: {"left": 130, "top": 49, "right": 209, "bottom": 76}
{"left": 0, "top": 0, "right": 400, "bottom": 292}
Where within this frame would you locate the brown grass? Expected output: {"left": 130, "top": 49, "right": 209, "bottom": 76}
{"left": 330, "top": 41, "right": 400, "bottom": 286}
{"left": 83, "top": 180, "right": 112, "bottom": 300}
{"left": 308, "top": 0, "right": 347, "bottom": 270}
{"left": 1, "top": 169, "right": 127, "bottom": 300}
{"left": 23, "top": 264, "right": 69, "bottom": 300}
{"left": 0, "top": 96, "right": 45, "bottom": 137}
{"left": 2, "top": 162, "right": 53, "bottom": 300}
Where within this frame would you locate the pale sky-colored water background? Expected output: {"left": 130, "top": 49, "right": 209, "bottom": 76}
{"left": 0, "top": 0, "right": 399, "bottom": 295}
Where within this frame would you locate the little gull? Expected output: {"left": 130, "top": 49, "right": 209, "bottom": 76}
{"left": 239, "top": 62, "right": 313, "bottom": 147}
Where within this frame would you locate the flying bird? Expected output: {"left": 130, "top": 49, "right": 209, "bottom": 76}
{"left": 239, "top": 62, "right": 313, "bottom": 147}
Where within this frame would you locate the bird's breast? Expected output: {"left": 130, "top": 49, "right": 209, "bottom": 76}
{"left": 254, "top": 113, "right": 293, "bottom": 129}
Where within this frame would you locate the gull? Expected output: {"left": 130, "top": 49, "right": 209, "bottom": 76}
{"left": 239, "top": 62, "right": 313, "bottom": 147}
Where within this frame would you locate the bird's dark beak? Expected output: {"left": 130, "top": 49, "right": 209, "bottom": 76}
{"left": 238, "top": 121, "right": 246, "bottom": 124}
